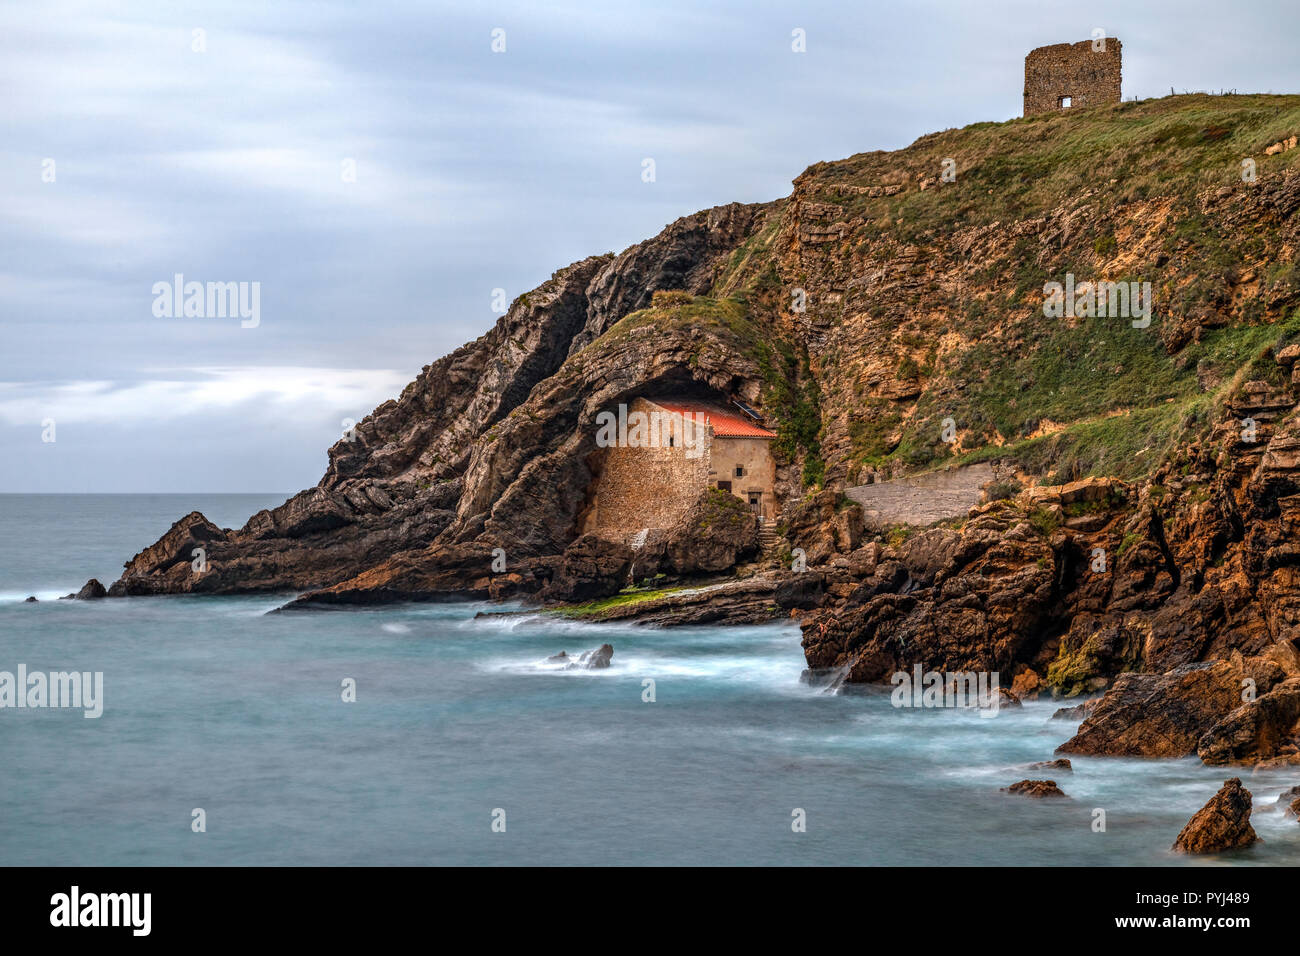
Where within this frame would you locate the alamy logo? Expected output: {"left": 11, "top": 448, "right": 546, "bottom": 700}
{"left": 152, "top": 274, "right": 261, "bottom": 328}
{"left": 890, "top": 664, "right": 1001, "bottom": 717}
{"left": 1043, "top": 273, "right": 1152, "bottom": 328}
{"left": 50, "top": 886, "right": 150, "bottom": 936}
{"left": 0, "top": 665, "right": 103, "bottom": 718}
{"left": 594, "top": 404, "right": 708, "bottom": 459}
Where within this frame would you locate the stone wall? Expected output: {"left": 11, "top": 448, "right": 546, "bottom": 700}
{"left": 709, "top": 437, "right": 777, "bottom": 519}
{"left": 845, "top": 462, "right": 995, "bottom": 528}
{"left": 581, "top": 398, "right": 711, "bottom": 536}
{"left": 1024, "top": 38, "right": 1122, "bottom": 116}
{"left": 582, "top": 398, "right": 779, "bottom": 537}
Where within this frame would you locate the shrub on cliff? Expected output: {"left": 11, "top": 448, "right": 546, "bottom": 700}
{"left": 650, "top": 289, "right": 693, "bottom": 307}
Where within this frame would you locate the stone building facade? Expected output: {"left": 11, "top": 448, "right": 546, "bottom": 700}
{"left": 581, "top": 397, "right": 777, "bottom": 538}
{"left": 1023, "top": 37, "right": 1122, "bottom": 116}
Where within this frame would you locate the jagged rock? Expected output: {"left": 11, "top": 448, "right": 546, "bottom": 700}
{"left": 783, "top": 490, "right": 864, "bottom": 567}
{"left": 1047, "top": 617, "right": 1143, "bottom": 696}
{"left": 280, "top": 542, "right": 499, "bottom": 607}
{"left": 69, "top": 579, "right": 107, "bottom": 600}
{"left": 664, "top": 489, "right": 760, "bottom": 575}
{"left": 1002, "top": 779, "right": 1067, "bottom": 798}
{"left": 540, "top": 535, "right": 633, "bottom": 603}
{"left": 773, "top": 572, "right": 826, "bottom": 609}
{"left": 23, "top": 596, "right": 37, "bottom": 603}
{"left": 1010, "top": 669, "right": 1043, "bottom": 700}
{"left": 1172, "top": 779, "right": 1259, "bottom": 854}
{"left": 576, "top": 644, "right": 614, "bottom": 669}
{"left": 801, "top": 525, "right": 1055, "bottom": 682}
{"left": 1057, "top": 661, "right": 1247, "bottom": 757}
{"left": 1197, "top": 677, "right": 1300, "bottom": 765}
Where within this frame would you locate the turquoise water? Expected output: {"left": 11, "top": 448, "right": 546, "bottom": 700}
{"left": 1, "top": 494, "right": 1298, "bottom": 865}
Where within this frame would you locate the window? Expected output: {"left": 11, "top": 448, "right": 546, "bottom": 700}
{"left": 717, "top": 481, "right": 732, "bottom": 492}
{"left": 1059, "top": 96, "right": 1073, "bottom": 108}
{"left": 668, "top": 435, "right": 674, "bottom": 447}
{"left": 734, "top": 465, "right": 745, "bottom": 477}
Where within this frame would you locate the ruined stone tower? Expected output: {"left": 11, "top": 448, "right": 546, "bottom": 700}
{"left": 1023, "top": 37, "right": 1122, "bottom": 116}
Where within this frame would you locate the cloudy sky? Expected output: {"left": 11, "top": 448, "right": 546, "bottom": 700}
{"left": 3, "top": 0, "right": 1297, "bottom": 492}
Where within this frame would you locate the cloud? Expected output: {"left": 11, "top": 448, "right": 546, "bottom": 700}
{"left": 0, "top": 367, "right": 409, "bottom": 426}
{"left": 2, "top": 0, "right": 1299, "bottom": 491}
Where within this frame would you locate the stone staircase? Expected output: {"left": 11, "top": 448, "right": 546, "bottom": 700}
{"left": 758, "top": 516, "right": 779, "bottom": 550}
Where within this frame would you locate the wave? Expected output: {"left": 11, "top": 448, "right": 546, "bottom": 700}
{"left": 0, "top": 588, "right": 75, "bottom": 604}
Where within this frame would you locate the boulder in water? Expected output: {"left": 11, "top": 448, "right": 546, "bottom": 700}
{"left": 1276, "top": 786, "right": 1300, "bottom": 818}
{"left": 1001, "top": 779, "right": 1067, "bottom": 798}
{"left": 62, "top": 579, "right": 108, "bottom": 601}
{"left": 1026, "top": 758, "right": 1072, "bottom": 773}
{"left": 1172, "top": 778, "right": 1259, "bottom": 854}
{"left": 544, "top": 644, "right": 614, "bottom": 670}
{"left": 575, "top": 644, "right": 613, "bottom": 669}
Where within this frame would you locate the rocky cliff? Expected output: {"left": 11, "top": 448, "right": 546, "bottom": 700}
{"left": 109, "top": 95, "right": 1300, "bottom": 766}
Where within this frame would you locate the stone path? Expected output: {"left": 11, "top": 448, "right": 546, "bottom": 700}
{"left": 845, "top": 462, "right": 995, "bottom": 527}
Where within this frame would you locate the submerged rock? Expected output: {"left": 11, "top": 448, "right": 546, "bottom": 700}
{"left": 1172, "top": 778, "right": 1259, "bottom": 854}
{"left": 547, "top": 644, "right": 614, "bottom": 670}
{"left": 1276, "top": 786, "right": 1300, "bottom": 818}
{"left": 1002, "top": 779, "right": 1067, "bottom": 798}
{"left": 1026, "top": 758, "right": 1073, "bottom": 773}
{"left": 576, "top": 644, "right": 614, "bottom": 669}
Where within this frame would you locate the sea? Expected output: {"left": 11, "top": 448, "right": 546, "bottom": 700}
{"left": 1, "top": 494, "right": 1297, "bottom": 865}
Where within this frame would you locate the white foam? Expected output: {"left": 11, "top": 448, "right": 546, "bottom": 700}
{"left": 0, "top": 589, "right": 72, "bottom": 604}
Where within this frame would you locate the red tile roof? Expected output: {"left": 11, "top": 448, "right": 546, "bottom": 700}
{"left": 648, "top": 399, "right": 777, "bottom": 438}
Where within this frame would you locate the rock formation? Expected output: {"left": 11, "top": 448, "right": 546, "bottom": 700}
{"left": 546, "top": 644, "right": 614, "bottom": 670}
{"left": 1002, "top": 779, "right": 1068, "bottom": 798}
{"left": 1171, "top": 778, "right": 1259, "bottom": 854}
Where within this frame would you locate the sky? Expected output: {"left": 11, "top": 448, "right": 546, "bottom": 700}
{"left": 3, "top": 0, "right": 1298, "bottom": 492}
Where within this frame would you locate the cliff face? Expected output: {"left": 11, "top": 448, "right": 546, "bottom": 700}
{"left": 110, "top": 95, "right": 1300, "bottom": 735}
{"left": 111, "top": 200, "right": 784, "bottom": 598}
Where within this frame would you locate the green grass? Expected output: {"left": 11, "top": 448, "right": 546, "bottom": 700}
{"left": 813, "top": 95, "right": 1300, "bottom": 244}
{"left": 553, "top": 584, "right": 691, "bottom": 618}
